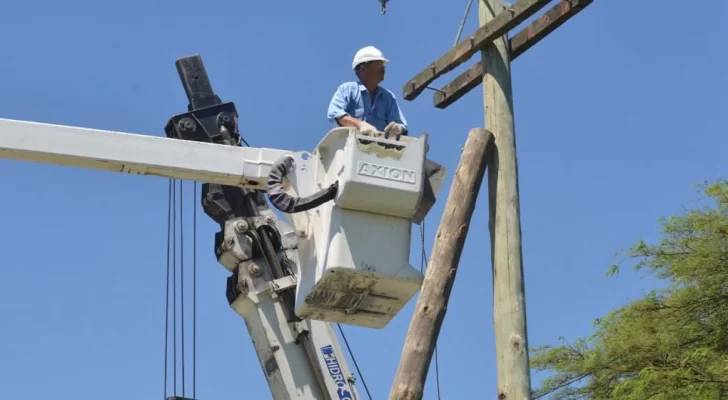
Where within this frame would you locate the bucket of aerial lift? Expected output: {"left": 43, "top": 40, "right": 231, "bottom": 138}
{"left": 289, "top": 127, "right": 438, "bottom": 329}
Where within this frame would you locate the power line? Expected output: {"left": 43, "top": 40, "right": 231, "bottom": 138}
{"left": 454, "top": 0, "right": 474, "bottom": 45}
{"left": 337, "top": 324, "right": 373, "bottom": 400}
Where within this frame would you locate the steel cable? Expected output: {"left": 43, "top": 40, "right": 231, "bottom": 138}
{"left": 164, "top": 178, "right": 197, "bottom": 398}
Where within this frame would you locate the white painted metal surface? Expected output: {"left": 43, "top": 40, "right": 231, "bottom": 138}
{"left": 0, "top": 117, "right": 437, "bottom": 399}
{"left": 231, "top": 284, "right": 358, "bottom": 400}
{"left": 230, "top": 263, "right": 328, "bottom": 400}
{"left": 335, "top": 131, "right": 425, "bottom": 219}
{"left": 0, "top": 118, "right": 290, "bottom": 187}
{"left": 1, "top": 118, "right": 431, "bottom": 330}
{"left": 291, "top": 128, "right": 426, "bottom": 329}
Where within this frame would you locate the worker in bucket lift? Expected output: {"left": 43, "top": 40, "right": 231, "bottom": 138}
{"left": 327, "top": 46, "right": 408, "bottom": 140}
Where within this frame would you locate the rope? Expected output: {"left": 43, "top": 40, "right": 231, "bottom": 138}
{"left": 419, "top": 221, "right": 442, "bottom": 400}
{"left": 336, "top": 324, "right": 373, "bottom": 399}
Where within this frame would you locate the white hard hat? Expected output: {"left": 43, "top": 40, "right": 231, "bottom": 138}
{"left": 352, "top": 46, "right": 389, "bottom": 70}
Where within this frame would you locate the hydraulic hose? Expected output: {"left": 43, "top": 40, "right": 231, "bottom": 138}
{"left": 266, "top": 155, "right": 338, "bottom": 214}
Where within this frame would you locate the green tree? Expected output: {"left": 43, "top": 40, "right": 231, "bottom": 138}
{"left": 530, "top": 180, "right": 728, "bottom": 400}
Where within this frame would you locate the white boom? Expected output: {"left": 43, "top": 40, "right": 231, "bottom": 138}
{"left": 0, "top": 118, "right": 288, "bottom": 188}
{"left": 219, "top": 214, "right": 362, "bottom": 400}
{"left": 0, "top": 116, "right": 445, "bottom": 400}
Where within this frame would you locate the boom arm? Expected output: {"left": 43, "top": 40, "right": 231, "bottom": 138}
{"left": 0, "top": 118, "right": 288, "bottom": 189}
{"left": 0, "top": 54, "right": 446, "bottom": 399}
{"left": 0, "top": 116, "right": 362, "bottom": 398}
{"left": 220, "top": 214, "right": 360, "bottom": 400}
{"left": 164, "top": 55, "right": 363, "bottom": 399}
{"left": 0, "top": 61, "right": 361, "bottom": 399}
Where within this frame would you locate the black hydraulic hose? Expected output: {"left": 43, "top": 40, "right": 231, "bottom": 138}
{"left": 266, "top": 155, "right": 338, "bottom": 214}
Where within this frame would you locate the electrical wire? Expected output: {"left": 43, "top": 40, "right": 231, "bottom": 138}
{"left": 419, "top": 221, "right": 442, "bottom": 400}
{"left": 454, "top": 0, "right": 475, "bottom": 46}
{"left": 336, "top": 324, "right": 373, "bottom": 400}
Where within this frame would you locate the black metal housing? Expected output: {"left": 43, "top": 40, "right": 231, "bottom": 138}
{"left": 164, "top": 54, "right": 297, "bottom": 314}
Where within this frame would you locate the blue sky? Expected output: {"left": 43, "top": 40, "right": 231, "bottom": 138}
{"left": 0, "top": 0, "right": 726, "bottom": 398}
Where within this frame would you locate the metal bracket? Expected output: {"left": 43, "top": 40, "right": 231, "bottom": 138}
{"left": 164, "top": 55, "right": 240, "bottom": 145}
{"left": 380, "top": 0, "right": 388, "bottom": 14}
{"left": 267, "top": 275, "right": 298, "bottom": 294}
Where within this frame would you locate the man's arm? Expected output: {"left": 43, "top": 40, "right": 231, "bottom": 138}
{"left": 336, "top": 115, "right": 362, "bottom": 128}
{"left": 386, "top": 91, "right": 408, "bottom": 135}
{"left": 327, "top": 84, "right": 361, "bottom": 128}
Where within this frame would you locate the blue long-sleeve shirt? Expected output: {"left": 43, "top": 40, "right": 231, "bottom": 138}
{"left": 327, "top": 81, "right": 408, "bottom": 133}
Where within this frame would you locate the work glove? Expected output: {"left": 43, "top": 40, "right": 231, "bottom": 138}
{"left": 357, "top": 120, "right": 378, "bottom": 136}
{"left": 383, "top": 121, "right": 404, "bottom": 140}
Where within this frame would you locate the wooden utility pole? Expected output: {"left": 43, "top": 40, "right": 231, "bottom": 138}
{"left": 389, "top": 128, "right": 494, "bottom": 400}
{"left": 480, "top": 0, "right": 532, "bottom": 398}
{"left": 392, "top": 0, "right": 596, "bottom": 398}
